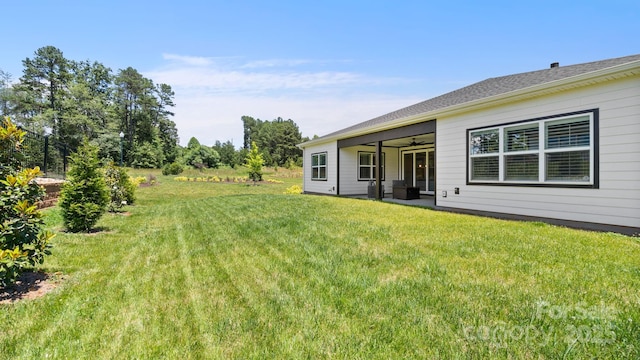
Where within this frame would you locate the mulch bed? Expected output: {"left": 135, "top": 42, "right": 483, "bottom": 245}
{"left": 0, "top": 271, "right": 65, "bottom": 304}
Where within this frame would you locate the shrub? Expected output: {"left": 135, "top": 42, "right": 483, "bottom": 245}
{"left": 59, "top": 140, "right": 109, "bottom": 232}
{"left": 130, "top": 141, "right": 165, "bottom": 169}
{"left": 123, "top": 174, "right": 137, "bottom": 204}
{"left": 162, "top": 162, "right": 184, "bottom": 175}
{"left": 284, "top": 158, "right": 297, "bottom": 170}
{"left": 183, "top": 137, "right": 221, "bottom": 169}
{"left": 284, "top": 184, "right": 303, "bottom": 194}
{"left": 104, "top": 162, "right": 136, "bottom": 212}
{"left": 0, "top": 117, "right": 54, "bottom": 287}
{"left": 131, "top": 176, "right": 147, "bottom": 186}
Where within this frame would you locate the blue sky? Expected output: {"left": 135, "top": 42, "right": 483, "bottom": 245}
{"left": 2, "top": 1, "right": 638, "bottom": 146}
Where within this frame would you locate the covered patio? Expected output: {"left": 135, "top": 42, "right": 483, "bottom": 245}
{"left": 336, "top": 120, "right": 436, "bottom": 201}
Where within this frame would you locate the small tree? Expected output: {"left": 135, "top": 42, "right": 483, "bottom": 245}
{"left": 59, "top": 140, "right": 109, "bottom": 232}
{"left": 245, "top": 141, "right": 264, "bottom": 182}
{"left": 104, "top": 161, "right": 136, "bottom": 212}
{"left": 130, "top": 141, "right": 166, "bottom": 168}
{"left": 162, "top": 162, "right": 184, "bottom": 175}
{"left": 0, "top": 117, "right": 54, "bottom": 287}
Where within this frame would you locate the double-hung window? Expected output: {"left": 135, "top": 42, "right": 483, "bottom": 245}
{"left": 311, "top": 152, "right": 327, "bottom": 180}
{"left": 358, "top": 152, "right": 385, "bottom": 181}
{"left": 468, "top": 110, "right": 597, "bottom": 187}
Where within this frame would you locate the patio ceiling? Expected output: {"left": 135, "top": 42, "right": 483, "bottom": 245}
{"left": 337, "top": 120, "right": 435, "bottom": 149}
{"left": 370, "top": 133, "right": 435, "bottom": 148}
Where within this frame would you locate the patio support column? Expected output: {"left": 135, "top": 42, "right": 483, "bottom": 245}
{"left": 375, "top": 141, "right": 382, "bottom": 200}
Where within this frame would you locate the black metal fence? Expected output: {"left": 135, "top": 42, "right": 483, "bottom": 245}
{"left": 15, "top": 129, "right": 73, "bottom": 179}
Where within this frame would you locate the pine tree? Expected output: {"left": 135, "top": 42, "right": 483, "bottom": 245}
{"left": 59, "top": 140, "right": 109, "bottom": 232}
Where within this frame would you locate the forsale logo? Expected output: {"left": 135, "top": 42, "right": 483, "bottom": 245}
{"left": 462, "top": 301, "right": 617, "bottom": 347}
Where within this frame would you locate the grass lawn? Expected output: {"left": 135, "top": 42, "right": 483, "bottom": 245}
{"left": 1, "top": 169, "right": 638, "bottom": 359}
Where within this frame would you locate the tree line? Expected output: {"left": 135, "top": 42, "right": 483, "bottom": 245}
{"left": 182, "top": 115, "right": 309, "bottom": 170}
{"left": 1, "top": 46, "right": 311, "bottom": 170}
{"left": 0, "top": 45, "right": 178, "bottom": 167}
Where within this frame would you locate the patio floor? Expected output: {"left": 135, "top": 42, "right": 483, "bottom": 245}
{"left": 352, "top": 194, "right": 435, "bottom": 208}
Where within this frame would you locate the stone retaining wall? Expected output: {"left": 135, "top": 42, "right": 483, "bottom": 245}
{"left": 35, "top": 178, "right": 65, "bottom": 209}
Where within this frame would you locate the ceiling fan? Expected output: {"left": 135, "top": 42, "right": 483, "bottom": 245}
{"left": 409, "top": 137, "right": 426, "bottom": 147}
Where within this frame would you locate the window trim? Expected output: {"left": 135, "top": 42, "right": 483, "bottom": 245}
{"left": 357, "top": 151, "right": 385, "bottom": 181}
{"left": 466, "top": 109, "right": 599, "bottom": 188}
{"left": 311, "top": 152, "right": 327, "bottom": 181}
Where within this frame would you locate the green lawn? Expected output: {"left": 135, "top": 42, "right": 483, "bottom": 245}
{"left": 1, "top": 170, "right": 638, "bottom": 359}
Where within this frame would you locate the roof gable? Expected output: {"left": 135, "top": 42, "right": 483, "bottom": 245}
{"left": 311, "top": 54, "right": 640, "bottom": 143}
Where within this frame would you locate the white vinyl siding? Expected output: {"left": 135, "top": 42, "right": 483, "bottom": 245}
{"left": 302, "top": 143, "right": 337, "bottom": 194}
{"left": 438, "top": 76, "right": 640, "bottom": 228}
{"left": 339, "top": 146, "right": 399, "bottom": 195}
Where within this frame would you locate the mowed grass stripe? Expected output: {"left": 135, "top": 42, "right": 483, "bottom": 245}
{"left": 171, "top": 195, "right": 487, "bottom": 357}
{"left": 179, "top": 195, "right": 340, "bottom": 357}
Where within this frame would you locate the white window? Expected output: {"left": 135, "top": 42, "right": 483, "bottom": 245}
{"left": 468, "top": 111, "right": 596, "bottom": 186}
{"left": 358, "top": 152, "right": 385, "bottom": 181}
{"left": 469, "top": 129, "right": 499, "bottom": 181}
{"left": 311, "top": 152, "right": 327, "bottom": 181}
{"left": 504, "top": 123, "right": 539, "bottom": 181}
{"left": 544, "top": 117, "right": 591, "bottom": 182}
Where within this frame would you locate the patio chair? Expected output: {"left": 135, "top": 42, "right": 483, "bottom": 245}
{"left": 392, "top": 180, "right": 420, "bottom": 200}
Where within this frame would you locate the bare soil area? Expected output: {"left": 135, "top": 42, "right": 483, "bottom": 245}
{"left": 0, "top": 271, "right": 65, "bottom": 304}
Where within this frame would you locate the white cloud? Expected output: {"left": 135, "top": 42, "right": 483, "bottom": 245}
{"left": 145, "top": 54, "right": 425, "bottom": 147}
{"left": 162, "top": 53, "right": 214, "bottom": 67}
{"left": 240, "top": 59, "right": 313, "bottom": 69}
{"left": 172, "top": 93, "right": 422, "bottom": 147}
{"left": 148, "top": 67, "right": 363, "bottom": 93}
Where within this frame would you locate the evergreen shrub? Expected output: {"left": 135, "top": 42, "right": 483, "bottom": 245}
{"left": 162, "top": 162, "right": 184, "bottom": 175}
{"left": 59, "top": 140, "right": 109, "bottom": 232}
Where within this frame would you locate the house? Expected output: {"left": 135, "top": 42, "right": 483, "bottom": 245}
{"left": 298, "top": 54, "right": 640, "bottom": 235}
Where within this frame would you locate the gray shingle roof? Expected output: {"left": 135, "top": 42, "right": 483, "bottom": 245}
{"left": 319, "top": 54, "right": 640, "bottom": 140}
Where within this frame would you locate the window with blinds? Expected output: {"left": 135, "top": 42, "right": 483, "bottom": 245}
{"left": 546, "top": 117, "right": 590, "bottom": 149}
{"left": 468, "top": 111, "right": 596, "bottom": 186}
{"left": 471, "top": 156, "right": 499, "bottom": 180}
{"left": 504, "top": 124, "right": 539, "bottom": 181}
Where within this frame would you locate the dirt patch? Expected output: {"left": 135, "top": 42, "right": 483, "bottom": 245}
{"left": 0, "top": 271, "right": 65, "bottom": 304}
{"left": 58, "top": 226, "right": 112, "bottom": 235}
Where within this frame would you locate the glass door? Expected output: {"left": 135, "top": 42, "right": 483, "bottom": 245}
{"left": 427, "top": 150, "right": 435, "bottom": 193}
{"left": 415, "top": 152, "right": 427, "bottom": 192}
{"left": 403, "top": 153, "right": 413, "bottom": 187}
{"left": 402, "top": 149, "right": 435, "bottom": 195}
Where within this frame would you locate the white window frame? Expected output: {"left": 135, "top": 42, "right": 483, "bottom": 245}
{"left": 357, "top": 152, "right": 385, "bottom": 181}
{"left": 311, "top": 152, "right": 327, "bottom": 181}
{"left": 468, "top": 110, "right": 597, "bottom": 187}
